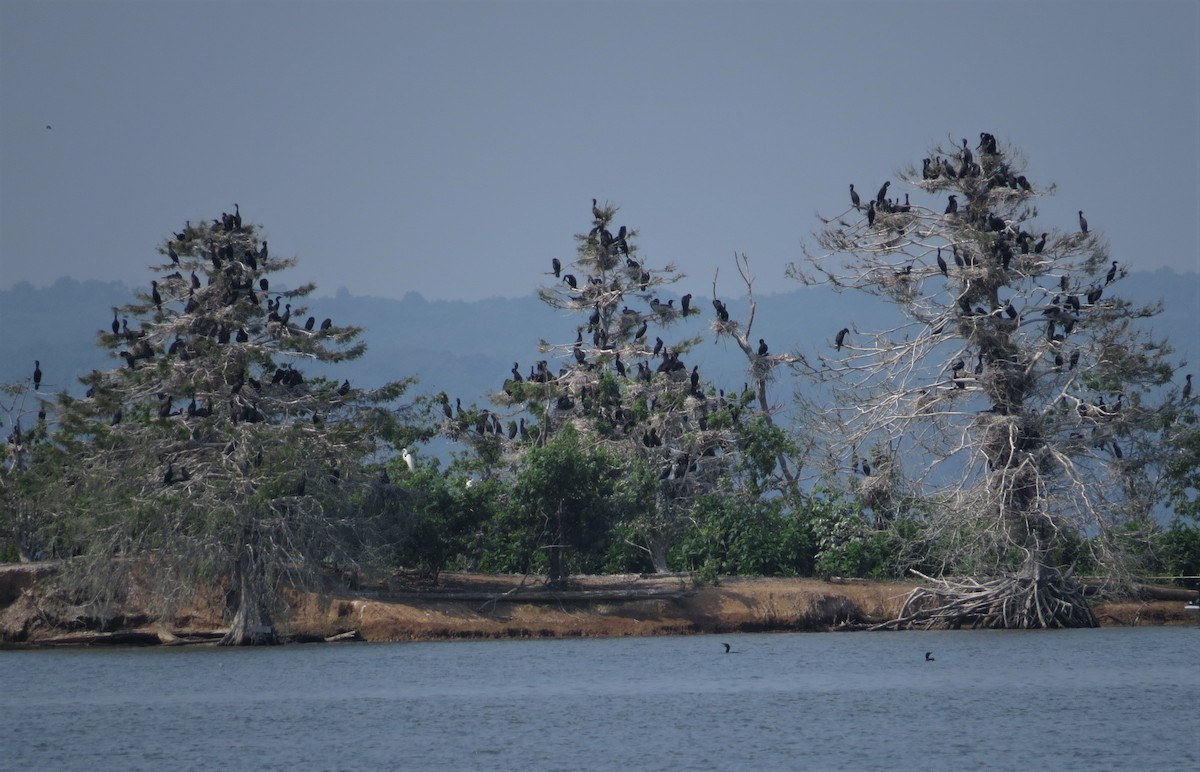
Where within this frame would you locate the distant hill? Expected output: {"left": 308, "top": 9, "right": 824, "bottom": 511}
{"left": 3, "top": 269, "right": 1196, "bottom": 425}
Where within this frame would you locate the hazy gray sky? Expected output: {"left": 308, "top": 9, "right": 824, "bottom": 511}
{"left": 2, "top": 0, "right": 1197, "bottom": 303}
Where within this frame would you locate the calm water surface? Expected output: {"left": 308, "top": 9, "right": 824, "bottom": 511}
{"left": 1, "top": 627, "right": 1196, "bottom": 771}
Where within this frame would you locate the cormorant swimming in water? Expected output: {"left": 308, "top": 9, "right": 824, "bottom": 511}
{"left": 723, "top": 643, "right": 739, "bottom": 653}
{"left": 925, "top": 652, "right": 935, "bottom": 661}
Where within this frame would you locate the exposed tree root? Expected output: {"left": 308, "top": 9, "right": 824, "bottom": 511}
{"left": 873, "top": 565, "right": 1097, "bottom": 630}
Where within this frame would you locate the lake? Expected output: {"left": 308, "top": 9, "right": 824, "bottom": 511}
{"left": 1, "top": 627, "right": 1196, "bottom": 771}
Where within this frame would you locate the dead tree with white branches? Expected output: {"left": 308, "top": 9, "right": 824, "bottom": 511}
{"left": 790, "top": 134, "right": 1178, "bottom": 629}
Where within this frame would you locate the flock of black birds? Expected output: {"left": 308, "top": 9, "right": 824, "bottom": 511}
{"left": 21, "top": 206, "right": 351, "bottom": 488}
{"left": 835, "top": 131, "right": 1193, "bottom": 464}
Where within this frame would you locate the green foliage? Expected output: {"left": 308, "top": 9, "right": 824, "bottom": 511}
{"left": 670, "top": 494, "right": 813, "bottom": 577}
{"left": 1153, "top": 520, "right": 1200, "bottom": 578}
{"left": 477, "top": 425, "right": 622, "bottom": 580}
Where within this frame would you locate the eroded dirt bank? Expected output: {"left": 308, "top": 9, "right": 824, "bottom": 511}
{"left": 1, "top": 565, "right": 1194, "bottom": 646}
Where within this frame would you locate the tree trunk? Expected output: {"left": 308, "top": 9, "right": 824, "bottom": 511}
{"left": 219, "top": 546, "right": 280, "bottom": 646}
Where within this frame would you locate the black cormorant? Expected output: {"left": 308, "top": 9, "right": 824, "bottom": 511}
{"left": 867, "top": 200, "right": 876, "bottom": 226}
{"left": 936, "top": 249, "right": 948, "bottom": 277}
{"left": 835, "top": 327, "right": 849, "bottom": 351}
{"left": 33, "top": 360, "right": 42, "bottom": 390}
{"left": 552, "top": 258, "right": 561, "bottom": 278}
{"left": 1105, "top": 261, "right": 1118, "bottom": 285}
{"left": 850, "top": 184, "right": 860, "bottom": 209}
{"left": 945, "top": 195, "right": 958, "bottom": 214}
{"left": 1078, "top": 210, "right": 1088, "bottom": 233}
{"left": 681, "top": 293, "right": 692, "bottom": 316}
{"left": 1184, "top": 373, "right": 1193, "bottom": 402}
{"left": 1034, "top": 233, "right": 1047, "bottom": 254}
{"left": 925, "top": 651, "right": 935, "bottom": 661}
{"left": 151, "top": 280, "right": 162, "bottom": 311}
{"left": 758, "top": 338, "right": 768, "bottom": 357}
{"left": 875, "top": 181, "right": 890, "bottom": 205}
{"left": 320, "top": 318, "right": 333, "bottom": 330}
{"left": 563, "top": 274, "right": 577, "bottom": 290}
{"left": 111, "top": 312, "right": 120, "bottom": 335}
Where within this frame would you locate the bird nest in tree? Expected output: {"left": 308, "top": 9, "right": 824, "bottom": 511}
{"left": 874, "top": 565, "right": 1097, "bottom": 630}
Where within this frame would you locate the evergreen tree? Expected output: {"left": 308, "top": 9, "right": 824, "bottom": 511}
{"left": 457, "top": 201, "right": 751, "bottom": 575}
{"left": 16, "top": 212, "right": 418, "bottom": 643}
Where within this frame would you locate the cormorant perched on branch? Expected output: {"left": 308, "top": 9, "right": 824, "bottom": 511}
{"left": 151, "top": 280, "right": 162, "bottom": 311}
{"left": 1078, "top": 210, "right": 1088, "bottom": 233}
{"left": 1183, "top": 373, "right": 1193, "bottom": 402}
{"left": 33, "top": 360, "right": 42, "bottom": 390}
{"left": 758, "top": 338, "right": 769, "bottom": 357}
{"left": 1105, "top": 261, "right": 1118, "bottom": 285}
{"left": 936, "top": 249, "right": 948, "bottom": 277}
{"left": 592, "top": 198, "right": 604, "bottom": 221}
{"left": 713, "top": 299, "right": 729, "bottom": 322}
{"left": 835, "top": 328, "right": 849, "bottom": 351}
{"left": 1034, "top": 233, "right": 1047, "bottom": 254}
{"left": 944, "top": 195, "right": 958, "bottom": 214}
{"left": 681, "top": 293, "right": 692, "bottom": 316}
{"left": 111, "top": 312, "right": 120, "bottom": 335}
{"left": 168, "top": 244, "right": 179, "bottom": 265}
{"left": 875, "top": 181, "right": 890, "bottom": 205}
{"left": 849, "top": 184, "right": 860, "bottom": 209}
{"left": 563, "top": 274, "right": 577, "bottom": 290}
{"left": 320, "top": 318, "right": 333, "bottom": 330}
{"left": 552, "top": 258, "right": 561, "bottom": 278}
{"left": 867, "top": 200, "right": 876, "bottom": 226}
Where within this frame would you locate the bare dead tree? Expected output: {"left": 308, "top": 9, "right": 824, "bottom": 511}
{"left": 710, "top": 253, "right": 804, "bottom": 498}
{"left": 789, "top": 135, "right": 1178, "bottom": 628}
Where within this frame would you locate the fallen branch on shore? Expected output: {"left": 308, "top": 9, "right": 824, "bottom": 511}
{"left": 873, "top": 566, "right": 1097, "bottom": 630}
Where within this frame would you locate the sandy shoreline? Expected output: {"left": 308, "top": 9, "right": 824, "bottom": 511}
{"left": 2, "top": 566, "right": 1195, "bottom": 646}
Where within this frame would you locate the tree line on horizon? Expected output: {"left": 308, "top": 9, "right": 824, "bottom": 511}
{"left": 2, "top": 136, "right": 1198, "bottom": 641}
